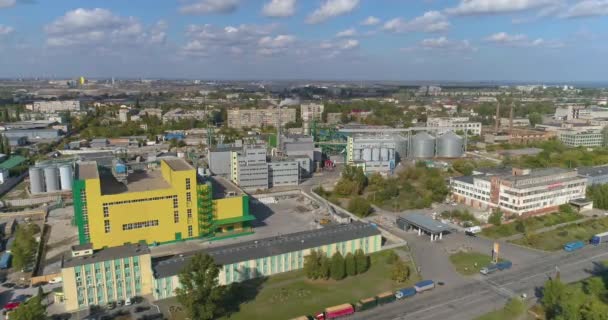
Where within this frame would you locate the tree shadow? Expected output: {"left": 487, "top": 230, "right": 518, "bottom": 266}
{"left": 221, "top": 276, "right": 268, "bottom": 318}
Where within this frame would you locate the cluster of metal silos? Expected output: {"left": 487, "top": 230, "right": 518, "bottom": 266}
{"left": 410, "top": 131, "right": 464, "bottom": 158}
{"left": 354, "top": 146, "right": 395, "bottom": 161}
{"left": 29, "top": 164, "right": 73, "bottom": 195}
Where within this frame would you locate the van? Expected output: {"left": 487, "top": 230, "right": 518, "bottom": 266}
{"left": 465, "top": 226, "right": 482, "bottom": 234}
{"left": 125, "top": 298, "right": 132, "bottom": 306}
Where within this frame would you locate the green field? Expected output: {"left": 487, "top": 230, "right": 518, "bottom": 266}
{"left": 160, "top": 250, "right": 419, "bottom": 320}
{"left": 449, "top": 252, "right": 497, "bottom": 276}
{"left": 511, "top": 217, "right": 608, "bottom": 251}
{"left": 481, "top": 211, "right": 582, "bottom": 239}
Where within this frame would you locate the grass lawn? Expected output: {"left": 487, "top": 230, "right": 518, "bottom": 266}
{"left": 511, "top": 217, "right": 608, "bottom": 251}
{"left": 481, "top": 211, "right": 582, "bottom": 239}
{"left": 161, "top": 250, "right": 419, "bottom": 320}
{"left": 449, "top": 252, "right": 496, "bottom": 276}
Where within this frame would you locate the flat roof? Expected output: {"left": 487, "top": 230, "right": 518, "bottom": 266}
{"left": 62, "top": 243, "right": 150, "bottom": 269}
{"left": 451, "top": 175, "right": 475, "bottom": 184}
{"left": 0, "top": 156, "right": 26, "bottom": 170}
{"left": 577, "top": 165, "right": 608, "bottom": 177}
{"left": 498, "top": 148, "right": 543, "bottom": 156}
{"left": 77, "top": 161, "right": 99, "bottom": 180}
{"left": 398, "top": 213, "right": 451, "bottom": 234}
{"left": 205, "top": 176, "right": 243, "bottom": 198}
{"left": 163, "top": 158, "right": 194, "bottom": 171}
{"left": 100, "top": 170, "right": 170, "bottom": 195}
{"left": 152, "top": 221, "right": 381, "bottom": 278}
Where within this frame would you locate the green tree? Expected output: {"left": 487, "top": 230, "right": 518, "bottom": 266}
{"left": 176, "top": 253, "right": 226, "bottom": 320}
{"left": 542, "top": 277, "right": 567, "bottom": 319}
{"left": 354, "top": 249, "right": 369, "bottom": 274}
{"left": 529, "top": 112, "right": 542, "bottom": 127}
{"left": 348, "top": 197, "right": 372, "bottom": 218}
{"left": 319, "top": 255, "right": 330, "bottom": 280}
{"left": 330, "top": 252, "right": 346, "bottom": 280}
{"left": 345, "top": 253, "right": 357, "bottom": 277}
{"left": 503, "top": 297, "right": 525, "bottom": 317}
{"left": 488, "top": 209, "right": 503, "bottom": 226}
{"left": 11, "top": 224, "right": 39, "bottom": 271}
{"left": 391, "top": 259, "right": 410, "bottom": 283}
{"left": 304, "top": 250, "right": 320, "bottom": 279}
{"left": 9, "top": 295, "right": 46, "bottom": 320}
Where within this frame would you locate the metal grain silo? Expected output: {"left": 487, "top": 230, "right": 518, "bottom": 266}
{"left": 363, "top": 148, "right": 372, "bottom": 161}
{"left": 372, "top": 148, "right": 380, "bottom": 161}
{"left": 380, "top": 147, "right": 389, "bottom": 160}
{"left": 29, "top": 167, "right": 44, "bottom": 194}
{"left": 411, "top": 132, "right": 436, "bottom": 158}
{"left": 59, "top": 165, "right": 73, "bottom": 191}
{"left": 44, "top": 166, "right": 60, "bottom": 193}
{"left": 437, "top": 132, "right": 464, "bottom": 158}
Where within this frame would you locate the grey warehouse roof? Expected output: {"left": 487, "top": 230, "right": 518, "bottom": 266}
{"left": 152, "top": 221, "right": 381, "bottom": 278}
{"left": 398, "top": 213, "right": 451, "bottom": 234}
{"left": 578, "top": 165, "right": 608, "bottom": 177}
{"left": 62, "top": 243, "right": 150, "bottom": 269}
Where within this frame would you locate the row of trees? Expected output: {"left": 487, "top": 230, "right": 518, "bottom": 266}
{"left": 11, "top": 224, "right": 41, "bottom": 271}
{"left": 542, "top": 276, "right": 608, "bottom": 320}
{"left": 9, "top": 287, "right": 46, "bottom": 320}
{"left": 304, "top": 249, "right": 369, "bottom": 281}
{"left": 587, "top": 185, "right": 608, "bottom": 210}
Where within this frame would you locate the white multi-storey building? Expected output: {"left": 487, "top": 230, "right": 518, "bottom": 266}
{"left": 427, "top": 117, "right": 482, "bottom": 135}
{"left": 450, "top": 167, "right": 587, "bottom": 216}
{"left": 28, "top": 100, "right": 81, "bottom": 113}
{"left": 300, "top": 103, "right": 324, "bottom": 122}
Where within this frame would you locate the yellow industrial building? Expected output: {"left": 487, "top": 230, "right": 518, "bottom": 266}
{"left": 73, "top": 158, "right": 254, "bottom": 249}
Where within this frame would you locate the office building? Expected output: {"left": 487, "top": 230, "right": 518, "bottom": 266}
{"left": 73, "top": 158, "right": 254, "bottom": 249}
{"left": 427, "top": 117, "right": 482, "bottom": 135}
{"left": 28, "top": 100, "right": 81, "bottom": 113}
{"left": 450, "top": 167, "right": 587, "bottom": 216}
{"left": 60, "top": 222, "right": 381, "bottom": 311}
{"left": 227, "top": 107, "right": 296, "bottom": 129}
{"left": 558, "top": 130, "right": 604, "bottom": 147}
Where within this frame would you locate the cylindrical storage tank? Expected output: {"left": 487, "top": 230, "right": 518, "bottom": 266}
{"left": 411, "top": 132, "right": 436, "bottom": 158}
{"left": 363, "top": 148, "right": 372, "bottom": 161}
{"left": 437, "top": 132, "right": 464, "bottom": 158}
{"left": 372, "top": 148, "right": 380, "bottom": 161}
{"left": 59, "top": 165, "right": 73, "bottom": 191}
{"left": 381, "top": 147, "right": 389, "bottom": 160}
{"left": 29, "top": 167, "right": 44, "bottom": 194}
{"left": 44, "top": 166, "right": 60, "bottom": 193}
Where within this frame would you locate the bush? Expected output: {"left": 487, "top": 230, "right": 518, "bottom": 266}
{"left": 385, "top": 250, "right": 399, "bottom": 264}
{"left": 488, "top": 210, "right": 503, "bottom": 226}
{"left": 348, "top": 197, "right": 372, "bottom": 218}
{"left": 355, "top": 249, "right": 370, "bottom": 274}
{"left": 503, "top": 298, "right": 525, "bottom": 317}
{"left": 345, "top": 253, "right": 357, "bottom": 277}
{"left": 391, "top": 259, "right": 410, "bottom": 283}
{"left": 330, "top": 252, "right": 346, "bottom": 280}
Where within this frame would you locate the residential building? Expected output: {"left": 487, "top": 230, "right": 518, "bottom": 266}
{"left": 28, "top": 100, "right": 81, "bottom": 113}
{"left": 577, "top": 165, "right": 608, "bottom": 186}
{"left": 558, "top": 130, "right": 604, "bottom": 147}
{"left": 60, "top": 243, "right": 153, "bottom": 312}
{"left": 300, "top": 103, "right": 324, "bottom": 123}
{"left": 139, "top": 108, "right": 163, "bottom": 118}
{"left": 162, "top": 108, "right": 207, "bottom": 123}
{"left": 73, "top": 158, "right": 253, "bottom": 249}
{"left": 230, "top": 145, "right": 269, "bottom": 191}
{"left": 427, "top": 117, "right": 482, "bottom": 135}
{"left": 326, "top": 112, "right": 342, "bottom": 124}
{"left": 118, "top": 109, "right": 129, "bottom": 123}
{"left": 450, "top": 167, "right": 587, "bottom": 216}
{"left": 60, "top": 222, "right": 381, "bottom": 311}
{"left": 227, "top": 107, "right": 296, "bottom": 129}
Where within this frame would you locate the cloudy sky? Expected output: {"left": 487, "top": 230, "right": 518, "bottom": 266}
{"left": 0, "top": 0, "right": 607, "bottom": 81}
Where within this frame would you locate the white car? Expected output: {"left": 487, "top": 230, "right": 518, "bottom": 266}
{"left": 125, "top": 298, "right": 132, "bottom": 306}
{"left": 49, "top": 277, "right": 62, "bottom": 284}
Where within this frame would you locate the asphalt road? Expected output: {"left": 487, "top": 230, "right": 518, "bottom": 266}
{"left": 348, "top": 244, "right": 608, "bottom": 320}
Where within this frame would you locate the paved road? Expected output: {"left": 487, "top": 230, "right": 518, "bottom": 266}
{"left": 348, "top": 244, "right": 608, "bottom": 320}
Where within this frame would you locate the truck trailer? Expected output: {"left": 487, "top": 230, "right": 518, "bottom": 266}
{"left": 414, "top": 280, "right": 435, "bottom": 293}
{"left": 591, "top": 231, "right": 608, "bottom": 245}
{"left": 395, "top": 287, "right": 417, "bottom": 299}
{"left": 315, "top": 304, "right": 355, "bottom": 320}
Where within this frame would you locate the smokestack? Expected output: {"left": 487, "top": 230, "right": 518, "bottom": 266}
{"left": 509, "top": 104, "right": 514, "bottom": 135}
{"left": 495, "top": 100, "right": 501, "bottom": 134}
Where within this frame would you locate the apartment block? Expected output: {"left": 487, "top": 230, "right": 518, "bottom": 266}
{"left": 227, "top": 107, "right": 296, "bottom": 129}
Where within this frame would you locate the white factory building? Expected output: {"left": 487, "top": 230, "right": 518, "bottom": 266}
{"left": 450, "top": 167, "right": 587, "bottom": 216}
{"left": 426, "top": 117, "right": 482, "bottom": 135}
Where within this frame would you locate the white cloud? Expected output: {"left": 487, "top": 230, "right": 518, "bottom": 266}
{"left": 0, "top": 25, "right": 13, "bottom": 35}
{"left": 383, "top": 11, "right": 450, "bottom": 33}
{"left": 262, "top": 0, "right": 296, "bottom": 17}
{"left": 179, "top": 0, "right": 239, "bottom": 15}
{"left": 44, "top": 8, "right": 165, "bottom": 48}
{"left": 0, "top": 0, "right": 15, "bottom": 9}
{"left": 446, "top": 0, "right": 558, "bottom": 15}
{"left": 485, "top": 32, "right": 564, "bottom": 48}
{"left": 336, "top": 28, "right": 357, "bottom": 37}
{"left": 560, "top": 0, "right": 608, "bottom": 18}
{"left": 306, "top": 0, "right": 360, "bottom": 24}
{"left": 361, "top": 16, "right": 380, "bottom": 26}
{"left": 402, "top": 37, "right": 476, "bottom": 52}
{"left": 258, "top": 34, "right": 296, "bottom": 55}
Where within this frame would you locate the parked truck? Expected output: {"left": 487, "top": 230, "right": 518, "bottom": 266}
{"left": 354, "top": 297, "right": 377, "bottom": 312}
{"left": 395, "top": 287, "right": 417, "bottom": 299}
{"left": 376, "top": 291, "right": 396, "bottom": 305}
{"left": 0, "top": 251, "right": 11, "bottom": 269}
{"left": 314, "top": 304, "right": 355, "bottom": 320}
{"left": 414, "top": 280, "right": 435, "bottom": 293}
{"left": 591, "top": 232, "right": 608, "bottom": 245}
{"left": 564, "top": 241, "right": 586, "bottom": 252}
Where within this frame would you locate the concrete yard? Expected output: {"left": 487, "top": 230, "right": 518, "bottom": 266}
{"left": 41, "top": 206, "right": 79, "bottom": 276}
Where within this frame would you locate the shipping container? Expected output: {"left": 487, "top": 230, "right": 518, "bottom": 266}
{"left": 496, "top": 261, "right": 512, "bottom": 270}
{"left": 414, "top": 280, "right": 435, "bottom": 293}
{"left": 591, "top": 231, "right": 608, "bottom": 245}
{"left": 564, "top": 241, "right": 585, "bottom": 252}
{"left": 376, "top": 291, "right": 396, "bottom": 305}
{"left": 395, "top": 287, "right": 417, "bottom": 299}
{"left": 355, "top": 297, "right": 377, "bottom": 312}
{"left": 0, "top": 251, "right": 11, "bottom": 269}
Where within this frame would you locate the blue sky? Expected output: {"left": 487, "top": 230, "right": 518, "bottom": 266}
{"left": 0, "top": 0, "right": 607, "bottom": 81}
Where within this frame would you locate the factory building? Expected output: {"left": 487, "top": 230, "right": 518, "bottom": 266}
{"left": 558, "top": 130, "right": 604, "bottom": 147}
{"left": 60, "top": 222, "right": 381, "bottom": 311}
{"left": 450, "top": 167, "right": 587, "bottom": 216}
{"left": 346, "top": 134, "right": 405, "bottom": 174}
{"left": 207, "top": 146, "right": 243, "bottom": 178}
{"left": 268, "top": 159, "right": 300, "bottom": 187}
{"left": 577, "top": 165, "right": 608, "bottom": 186}
{"left": 29, "top": 162, "right": 74, "bottom": 195}
{"left": 3, "top": 129, "right": 61, "bottom": 141}
{"left": 73, "top": 158, "right": 254, "bottom": 249}
{"left": 280, "top": 134, "right": 315, "bottom": 176}
{"left": 229, "top": 145, "right": 269, "bottom": 191}
{"left": 426, "top": 117, "right": 482, "bottom": 135}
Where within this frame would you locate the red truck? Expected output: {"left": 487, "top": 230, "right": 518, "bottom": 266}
{"left": 315, "top": 304, "right": 355, "bottom": 319}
